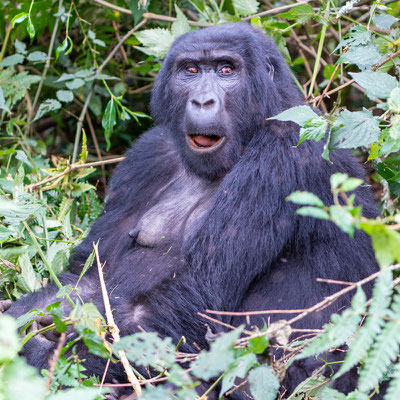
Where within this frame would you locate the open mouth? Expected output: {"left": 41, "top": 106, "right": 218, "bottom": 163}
{"left": 187, "top": 134, "right": 225, "bottom": 150}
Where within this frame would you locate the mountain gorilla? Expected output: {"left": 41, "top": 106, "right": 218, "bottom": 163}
{"left": 5, "top": 23, "right": 379, "bottom": 397}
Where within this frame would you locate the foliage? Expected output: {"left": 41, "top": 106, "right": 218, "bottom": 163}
{"left": 0, "top": 0, "right": 399, "bottom": 399}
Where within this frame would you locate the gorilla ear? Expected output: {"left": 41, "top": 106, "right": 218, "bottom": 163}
{"left": 266, "top": 62, "right": 274, "bottom": 80}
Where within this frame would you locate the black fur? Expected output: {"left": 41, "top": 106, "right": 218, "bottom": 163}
{"left": 7, "top": 23, "right": 379, "bottom": 397}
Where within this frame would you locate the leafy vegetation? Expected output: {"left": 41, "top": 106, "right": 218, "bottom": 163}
{"left": 0, "top": 0, "right": 399, "bottom": 399}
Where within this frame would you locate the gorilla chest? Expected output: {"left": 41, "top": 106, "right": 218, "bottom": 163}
{"left": 132, "top": 172, "right": 218, "bottom": 248}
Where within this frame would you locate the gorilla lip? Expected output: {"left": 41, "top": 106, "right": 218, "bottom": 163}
{"left": 187, "top": 134, "right": 225, "bottom": 151}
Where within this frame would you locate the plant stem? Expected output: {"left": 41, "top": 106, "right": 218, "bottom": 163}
{"left": 0, "top": 24, "right": 12, "bottom": 64}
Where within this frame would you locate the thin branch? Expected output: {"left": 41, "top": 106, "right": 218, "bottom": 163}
{"left": 46, "top": 332, "right": 66, "bottom": 392}
{"left": 26, "top": 157, "right": 125, "bottom": 191}
{"left": 94, "top": 242, "right": 142, "bottom": 397}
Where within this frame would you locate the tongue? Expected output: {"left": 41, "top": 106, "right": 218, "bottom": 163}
{"left": 192, "top": 135, "right": 217, "bottom": 147}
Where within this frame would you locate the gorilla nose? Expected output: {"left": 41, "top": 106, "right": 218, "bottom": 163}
{"left": 187, "top": 93, "right": 220, "bottom": 127}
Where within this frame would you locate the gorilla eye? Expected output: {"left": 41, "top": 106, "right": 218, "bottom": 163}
{"left": 186, "top": 66, "right": 199, "bottom": 74}
{"left": 219, "top": 65, "right": 233, "bottom": 74}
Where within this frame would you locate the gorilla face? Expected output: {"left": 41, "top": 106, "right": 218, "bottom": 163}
{"left": 171, "top": 49, "right": 245, "bottom": 181}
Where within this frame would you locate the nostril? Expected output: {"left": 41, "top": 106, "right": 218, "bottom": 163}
{"left": 203, "top": 99, "right": 215, "bottom": 108}
{"left": 191, "top": 99, "right": 201, "bottom": 108}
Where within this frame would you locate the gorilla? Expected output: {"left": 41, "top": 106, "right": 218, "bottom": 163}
{"left": 5, "top": 23, "right": 379, "bottom": 397}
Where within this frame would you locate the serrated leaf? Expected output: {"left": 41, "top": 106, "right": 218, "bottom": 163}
{"left": 56, "top": 90, "right": 73, "bottom": 103}
{"left": 135, "top": 28, "right": 174, "bottom": 58}
{"left": 329, "top": 109, "right": 380, "bottom": 149}
{"left": 172, "top": 5, "right": 191, "bottom": 39}
{"left": 373, "top": 13, "right": 399, "bottom": 29}
{"left": 17, "top": 253, "right": 41, "bottom": 293}
{"left": 286, "top": 191, "right": 325, "bottom": 207}
{"left": 278, "top": 4, "right": 314, "bottom": 24}
{"left": 388, "top": 87, "right": 400, "bottom": 113}
{"left": 330, "top": 205, "right": 355, "bottom": 236}
{"left": 0, "top": 87, "right": 11, "bottom": 113}
{"left": 296, "top": 206, "right": 330, "bottom": 219}
{"left": 232, "top": 0, "right": 259, "bottom": 16}
{"left": 340, "top": 178, "right": 364, "bottom": 192}
{"left": 298, "top": 117, "right": 328, "bottom": 145}
{"left": 192, "top": 328, "right": 243, "bottom": 380}
{"left": 248, "top": 365, "right": 280, "bottom": 400}
{"left": 102, "top": 98, "right": 117, "bottom": 150}
{"left": 314, "top": 387, "right": 346, "bottom": 400}
{"left": 33, "top": 99, "right": 62, "bottom": 122}
{"left": 79, "top": 249, "right": 95, "bottom": 281}
{"left": 27, "top": 51, "right": 47, "bottom": 62}
{"left": 0, "top": 54, "right": 25, "bottom": 67}
{"left": 270, "top": 105, "right": 319, "bottom": 126}
{"left": 385, "top": 364, "right": 400, "bottom": 400}
{"left": 339, "top": 44, "right": 383, "bottom": 70}
{"left": 335, "top": 26, "right": 371, "bottom": 52}
{"left": 330, "top": 173, "right": 349, "bottom": 189}
{"left": 65, "top": 78, "right": 85, "bottom": 90}
{"left": 349, "top": 71, "right": 399, "bottom": 100}
{"left": 15, "top": 39, "right": 27, "bottom": 55}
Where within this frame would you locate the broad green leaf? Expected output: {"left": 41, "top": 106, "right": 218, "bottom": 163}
{"left": 0, "top": 316, "right": 20, "bottom": 361}
{"left": 286, "top": 191, "right": 324, "bottom": 207}
{"left": 373, "top": 13, "right": 399, "bottom": 29}
{"left": 335, "top": 26, "right": 371, "bottom": 51}
{"left": 220, "top": 353, "right": 257, "bottom": 396}
{"left": 278, "top": 4, "right": 314, "bottom": 24}
{"left": 339, "top": 44, "right": 383, "bottom": 70}
{"left": 248, "top": 365, "right": 280, "bottom": 400}
{"left": 368, "top": 142, "right": 380, "bottom": 160}
{"left": 140, "top": 386, "right": 174, "bottom": 400}
{"left": 56, "top": 90, "right": 74, "bottom": 103}
{"left": 135, "top": 28, "right": 174, "bottom": 58}
{"left": 349, "top": 71, "right": 399, "bottom": 100}
{"left": 390, "top": 115, "right": 400, "bottom": 140}
{"left": 126, "top": 0, "right": 150, "bottom": 25}
{"left": 102, "top": 98, "right": 117, "bottom": 150}
{"left": 270, "top": 105, "right": 318, "bottom": 126}
{"left": 14, "top": 39, "right": 27, "bottom": 55}
{"left": 172, "top": 5, "right": 191, "bottom": 39}
{"left": 69, "top": 302, "right": 104, "bottom": 332}
{"left": 65, "top": 78, "right": 85, "bottom": 90}
{"left": 192, "top": 328, "right": 243, "bottom": 380}
{"left": 296, "top": 206, "right": 330, "bottom": 220}
{"left": 388, "top": 87, "right": 400, "bottom": 113}
{"left": 27, "top": 17, "right": 35, "bottom": 38}
{"left": 113, "top": 332, "right": 175, "bottom": 368}
{"left": 329, "top": 205, "right": 355, "bottom": 236}
{"left": 248, "top": 335, "right": 269, "bottom": 354}
{"left": 0, "top": 199, "right": 43, "bottom": 224}
{"left": 298, "top": 117, "right": 328, "bottom": 145}
{"left": 232, "top": 0, "right": 259, "bottom": 16}
{"left": 48, "top": 388, "right": 109, "bottom": 400}
{"left": 11, "top": 12, "right": 28, "bottom": 27}
{"left": 340, "top": 178, "right": 364, "bottom": 192}
{"left": 0, "top": 87, "right": 11, "bottom": 113}
{"left": 314, "top": 387, "right": 346, "bottom": 399}
{"left": 330, "top": 173, "right": 349, "bottom": 189}
{"left": 33, "top": 99, "right": 62, "bottom": 122}
{"left": 0, "top": 54, "right": 25, "bottom": 67}
{"left": 27, "top": 51, "right": 47, "bottom": 62}
{"left": 329, "top": 109, "right": 380, "bottom": 149}
{"left": 17, "top": 253, "right": 41, "bottom": 293}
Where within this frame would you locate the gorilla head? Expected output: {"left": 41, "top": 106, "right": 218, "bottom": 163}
{"left": 151, "top": 23, "right": 303, "bottom": 181}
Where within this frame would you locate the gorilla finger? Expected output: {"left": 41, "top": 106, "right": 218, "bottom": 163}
{"left": 0, "top": 299, "right": 12, "bottom": 313}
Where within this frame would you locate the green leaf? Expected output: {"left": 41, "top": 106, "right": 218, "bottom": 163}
{"left": 113, "top": 332, "right": 175, "bottom": 369}
{"left": 0, "top": 87, "right": 11, "bottom": 113}
{"left": 70, "top": 302, "right": 104, "bottom": 332}
{"left": 48, "top": 387, "right": 109, "bottom": 400}
{"left": 102, "top": 98, "right": 117, "bottom": 150}
{"left": 0, "top": 54, "right": 25, "bottom": 67}
{"left": 0, "top": 199, "right": 43, "bottom": 224}
{"left": 135, "top": 28, "right": 174, "bottom": 58}
{"left": 232, "top": 0, "right": 259, "bottom": 16}
{"left": 65, "top": 78, "right": 85, "bottom": 90}
{"left": 27, "top": 17, "right": 35, "bottom": 38}
{"left": 286, "top": 191, "right": 325, "bottom": 207}
{"left": 11, "top": 12, "right": 29, "bottom": 27}
{"left": 126, "top": 0, "right": 150, "bottom": 25}
{"left": 79, "top": 248, "right": 95, "bottom": 280}
{"left": 17, "top": 253, "right": 41, "bottom": 293}
{"left": 314, "top": 387, "right": 346, "bottom": 399}
{"left": 248, "top": 335, "right": 269, "bottom": 354}
{"left": 0, "top": 316, "right": 20, "bottom": 361}
{"left": 329, "top": 109, "right": 380, "bottom": 149}
{"left": 346, "top": 391, "right": 369, "bottom": 400}
{"left": 298, "top": 117, "right": 328, "bottom": 145}
{"left": 248, "top": 365, "right": 280, "bottom": 400}
{"left": 269, "top": 105, "right": 319, "bottom": 126}
{"left": 388, "top": 87, "right": 400, "bottom": 113}
{"left": 349, "top": 71, "right": 399, "bottom": 100}
{"left": 33, "top": 99, "right": 62, "bottom": 122}
{"left": 278, "top": 4, "right": 314, "bottom": 24}
{"left": 56, "top": 37, "right": 72, "bottom": 60}
{"left": 140, "top": 386, "right": 174, "bottom": 400}
{"left": 15, "top": 39, "right": 27, "bottom": 55}
{"left": 27, "top": 51, "right": 47, "bottom": 62}
{"left": 368, "top": 142, "right": 380, "bottom": 160}
{"left": 390, "top": 115, "right": 400, "bottom": 140}
{"left": 330, "top": 173, "right": 349, "bottom": 189}
{"left": 334, "top": 26, "right": 371, "bottom": 51}
{"left": 339, "top": 178, "right": 364, "bottom": 192}
{"left": 220, "top": 353, "right": 257, "bottom": 396}
{"left": 192, "top": 328, "right": 243, "bottom": 380}
{"left": 338, "top": 44, "right": 383, "bottom": 70}
{"left": 56, "top": 90, "right": 73, "bottom": 103}
{"left": 329, "top": 205, "right": 355, "bottom": 236}
{"left": 373, "top": 13, "right": 399, "bottom": 29}
{"left": 296, "top": 206, "right": 330, "bottom": 220}
{"left": 172, "top": 5, "right": 191, "bottom": 39}
{"left": 385, "top": 363, "right": 400, "bottom": 400}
